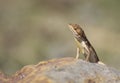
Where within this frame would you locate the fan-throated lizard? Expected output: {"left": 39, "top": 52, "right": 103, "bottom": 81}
{"left": 68, "top": 24, "right": 99, "bottom": 63}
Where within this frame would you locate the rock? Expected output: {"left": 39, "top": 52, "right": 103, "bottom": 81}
{"left": 0, "top": 57, "right": 120, "bottom": 83}
{"left": 0, "top": 72, "right": 8, "bottom": 83}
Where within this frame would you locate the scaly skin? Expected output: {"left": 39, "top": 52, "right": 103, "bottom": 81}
{"left": 68, "top": 24, "right": 99, "bottom": 63}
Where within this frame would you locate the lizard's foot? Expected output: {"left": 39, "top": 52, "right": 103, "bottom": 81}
{"left": 98, "top": 61, "right": 105, "bottom": 65}
{"left": 75, "top": 48, "right": 80, "bottom": 59}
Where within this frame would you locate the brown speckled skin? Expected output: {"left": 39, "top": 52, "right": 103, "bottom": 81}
{"left": 68, "top": 24, "right": 99, "bottom": 63}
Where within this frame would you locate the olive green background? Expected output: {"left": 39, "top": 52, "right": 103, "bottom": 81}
{"left": 0, "top": 0, "right": 120, "bottom": 75}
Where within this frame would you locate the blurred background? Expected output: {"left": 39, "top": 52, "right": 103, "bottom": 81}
{"left": 0, "top": 0, "right": 120, "bottom": 75}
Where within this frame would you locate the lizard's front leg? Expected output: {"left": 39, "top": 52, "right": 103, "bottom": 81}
{"left": 76, "top": 47, "right": 80, "bottom": 59}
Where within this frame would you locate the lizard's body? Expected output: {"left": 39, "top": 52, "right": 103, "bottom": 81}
{"left": 68, "top": 24, "right": 99, "bottom": 63}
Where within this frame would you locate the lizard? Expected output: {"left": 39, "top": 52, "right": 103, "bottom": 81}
{"left": 68, "top": 23, "right": 99, "bottom": 63}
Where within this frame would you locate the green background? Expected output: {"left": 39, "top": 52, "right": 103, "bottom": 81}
{"left": 0, "top": 0, "right": 120, "bottom": 75}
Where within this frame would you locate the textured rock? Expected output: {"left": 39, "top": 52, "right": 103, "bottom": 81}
{"left": 0, "top": 57, "right": 120, "bottom": 83}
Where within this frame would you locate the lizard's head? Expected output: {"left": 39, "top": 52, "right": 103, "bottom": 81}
{"left": 68, "top": 23, "right": 84, "bottom": 37}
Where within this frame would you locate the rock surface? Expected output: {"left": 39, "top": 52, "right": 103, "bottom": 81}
{"left": 0, "top": 57, "right": 120, "bottom": 83}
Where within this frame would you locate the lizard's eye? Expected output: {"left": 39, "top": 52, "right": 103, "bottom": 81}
{"left": 74, "top": 26, "right": 77, "bottom": 30}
